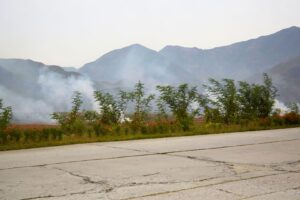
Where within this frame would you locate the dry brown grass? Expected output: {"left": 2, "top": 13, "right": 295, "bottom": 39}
{"left": 7, "top": 124, "right": 58, "bottom": 131}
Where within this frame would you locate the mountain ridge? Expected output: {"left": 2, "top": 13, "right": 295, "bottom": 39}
{"left": 1, "top": 26, "right": 300, "bottom": 122}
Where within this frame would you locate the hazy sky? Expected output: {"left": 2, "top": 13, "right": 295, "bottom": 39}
{"left": 1, "top": 0, "right": 300, "bottom": 67}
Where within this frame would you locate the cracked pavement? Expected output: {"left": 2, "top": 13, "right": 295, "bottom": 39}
{"left": 0, "top": 128, "right": 300, "bottom": 200}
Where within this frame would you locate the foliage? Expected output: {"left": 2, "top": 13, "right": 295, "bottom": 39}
{"left": 204, "top": 78, "right": 239, "bottom": 124}
{"left": 204, "top": 74, "right": 278, "bottom": 124}
{"left": 69, "top": 91, "right": 83, "bottom": 124}
{"left": 156, "top": 84, "right": 203, "bottom": 131}
{"left": 0, "top": 99, "right": 12, "bottom": 133}
{"left": 284, "top": 102, "right": 300, "bottom": 124}
{"left": 94, "top": 91, "right": 121, "bottom": 124}
{"left": 1, "top": 74, "right": 299, "bottom": 150}
{"left": 287, "top": 102, "right": 299, "bottom": 114}
{"left": 51, "top": 91, "right": 84, "bottom": 133}
{"left": 257, "top": 73, "right": 278, "bottom": 118}
{"left": 83, "top": 110, "right": 100, "bottom": 123}
{"left": 122, "top": 81, "right": 155, "bottom": 126}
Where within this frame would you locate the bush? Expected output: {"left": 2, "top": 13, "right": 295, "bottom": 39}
{"left": 0, "top": 131, "right": 8, "bottom": 144}
{"left": 23, "top": 130, "right": 38, "bottom": 143}
{"left": 86, "top": 127, "right": 94, "bottom": 138}
{"left": 42, "top": 129, "right": 51, "bottom": 141}
{"left": 93, "top": 122, "right": 111, "bottom": 137}
{"left": 124, "top": 127, "right": 129, "bottom": 135}
{"left": 130, "top": 125, "right": 139, "bottom": 135}
{"left": 71, "top": 119, "right": 86, "bottom": 136}
{"left": 271, "top": 114, "right": 284, "bottom": 126}
{"left": 114, "top": 126, "right": 121, "bottom": 135}
{"left": 9, "top": 129, "right": 22, "bottom": 142}
{"left": 259, "top": 118, "right": 272, "bottom": 127}
{"left": 50, "top": 129, "right": 59, "bottom": 140}
{"left": 140, "top": 126, "right": 148, "bottom": 134}
{"left": 283, "top": 112, "right": 300, "bottom": 125}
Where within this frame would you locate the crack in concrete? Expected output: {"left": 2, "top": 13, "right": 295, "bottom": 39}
{"left": 52, "top": 167, "right": 114, "bottom": 193}
{"left": 107, "top": 138, "right": 300, "bottom": 155}
{"left": 216, "top": 188, "right": 246, "bottom": 198}
{"left": 19, "top": 188, "right": 96, "bottom": 200}
{"left": 120, "top": 171, "right": 300, "bottom": 200}
{"left": 0, "top": 153, "right": 155, "bottom": 171}
{"left": 104, "top": 145, "right": 153, "bottom": 154}
{"left": 53, "top": 167, "right": 106, "bottom": 185}
{"left": 239, "top": 185, "right": 300, "bottom": 199}
{"left": 1, "top": 138, "right": 300, "bottom": 171}
{"left": 167, "top": 152, "right": 300, "bottom": 175}
{"left": 18, "top": 160, "right": 300, "bottom": 200}
{"left": 142, "top": 172, "right": 160, "bottom": 177}
{"left": 115, "top": 176, "right": 219, "bottom": 189}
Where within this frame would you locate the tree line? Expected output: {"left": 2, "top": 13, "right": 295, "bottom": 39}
{"left": 50, "top": 73, "right": 299, "bottom": 133}
{"left": 1, "top": 73, "right": 300, "bottom": 147}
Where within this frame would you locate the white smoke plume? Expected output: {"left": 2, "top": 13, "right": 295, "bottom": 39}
{"left": 273, "top": 99, "right": 289, "bottom": 114}
{"left": 0, "top": 69, "right": 98, "bottom": 123}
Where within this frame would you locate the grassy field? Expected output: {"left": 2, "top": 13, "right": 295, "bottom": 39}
{"left": 1, "top": 122, "right": 299, "bottom": 151}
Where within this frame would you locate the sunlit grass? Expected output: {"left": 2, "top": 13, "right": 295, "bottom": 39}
{"left": 1, "top": 122, "right": 299, "bottom": 151}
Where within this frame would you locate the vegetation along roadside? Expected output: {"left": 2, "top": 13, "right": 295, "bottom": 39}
{"left": 1, "top": 74, "right": 299, "bottom": 151}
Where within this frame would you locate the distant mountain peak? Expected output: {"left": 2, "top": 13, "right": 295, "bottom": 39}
{"left": 270, "top": 26, "right": 300, "bottom": 37}
{"left": 286, "top": 26, "right": 300, "bottom": 30}
{"left": 120, "top": 43, "right": 157, "bottom": 53}
{"left": 160, "top": 45, "right": 201, "bottom": 52}
{"left": 126, "top": 43, "right": 145, "bottom": 49}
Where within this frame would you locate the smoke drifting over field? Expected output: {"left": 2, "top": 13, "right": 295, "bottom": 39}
{"left": 0, "top": 68, "right": 97, "bottom": 123}
{"left": 0, "top": 69, "right": 291, "bottom": 124}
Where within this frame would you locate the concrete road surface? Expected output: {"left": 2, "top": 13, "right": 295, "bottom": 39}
{"left": 1, "top": 128, "right": 300, "bottom": 200}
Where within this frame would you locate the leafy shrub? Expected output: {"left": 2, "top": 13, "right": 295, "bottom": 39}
{"left": 283, "top": 112, "right": 300, "bottom": 125}
{"left": 0, "top": 99, "right": 12, "bottom": 141}
{"left": 259, "top": 118, "right": 272, "bottom": 127}
{"left": 23, "top": 129, "right": 38, "bottom": 142}
{"left": 50, "top": 129, "right": 59, "bottom": 140}
{"left": 0, "top": 131, "right": 8, "bottom": 144}
{"left": 271, "top": 114, "right": 284, "bottom": 126}
{"left": 93, "top": 122, "right": 111, "bottom": 137}
{"left": 9, "top": 129, "right": 22, "bottom": 142}
{"left": 140, "top": 126, "right": 148, "bottom": 134}
{"left": 42, "top": 129, "right": 51, "bottom": 141}
{"left": 124, "top": 127, "right": 129, "bottom": 135}
{"left": 114, "top": 126, "right": 121, "bottom": 135}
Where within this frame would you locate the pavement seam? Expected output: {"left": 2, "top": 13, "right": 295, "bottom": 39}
{"left": 216, "top": 188, "right": 246, "bottom": 198}
{"left": 120, "top": 171, "right": 300, "bottom": 200}
{"left": 1, "top": 138, "right": 300, "bottom": 171}
{"left": 238, "top": 185, "right": 300, "bottom": 199}
{"left": 19, "top": 188, "right": 96, "bottom": 200}
{"left": 106, "top": 138, "right": 300, "bottom": 155}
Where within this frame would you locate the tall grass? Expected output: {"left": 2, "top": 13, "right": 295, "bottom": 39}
{"left": 1, "top": 116, "right": 299, "bottom": 151}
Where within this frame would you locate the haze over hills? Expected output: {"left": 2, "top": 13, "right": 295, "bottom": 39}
{"left": 1, "top": 26, "right": 300, "bottom": 122}
{"left": 263, "top": 54, "right": 300, "bottom": 103}
{"left": 0, "top": 59, "right": 96, "bottom": 123}
{"left": 159, "top": 26, "right": 300, "bottom": 80}
{"left": 80, "top": 26, "right": 300, "bottom": 88}
{"left": 80, "top": 44, "right": 191, "bottom": 87}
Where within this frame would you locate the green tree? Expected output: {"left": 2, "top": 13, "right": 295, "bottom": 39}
{"left": 204, "top": 78, "right": 239, "bottom": 124}
{"left": 0, "top": 99, "right": 12, "bottom": 132}
{"left": 124, "top": 81, "right": 155, "bottom": 125}
{"left": 237, "top": 81, "right": 263, "bottom": 120}
{"left": 156, "top": 83, "right": 203, "bottom": 131}
{"left": 94, "top": 91, "right": 121, "bottom": 124}
{"left": 257, "top": 73, "right": 278, "bottom": 118}
{"left": 83, "top": 110, "right": 100, "bottom": 124}
{"left": 52, "top": 91, "right": 84, "bottom": 133}
{"left": 287, "top": 102, "right": 299, "bottom": 114}
{"left": 284, "top": 102, "right": 300, "bottom": 125}
{"left": 69, "top": 91, "right": 83, "bottom": 124}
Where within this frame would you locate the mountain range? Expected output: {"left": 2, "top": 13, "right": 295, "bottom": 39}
{"left": 1, "top": 26, "right": 300, "bottom": 122}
